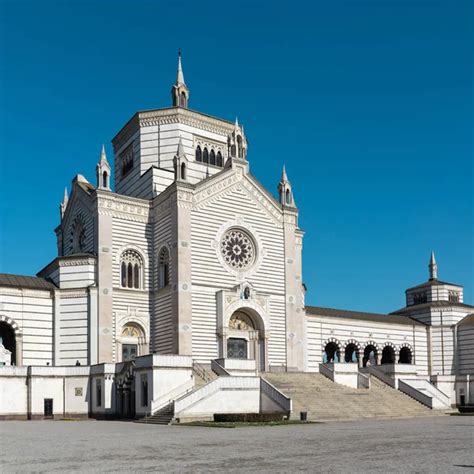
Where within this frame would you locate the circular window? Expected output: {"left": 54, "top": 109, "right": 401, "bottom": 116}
{"left": 220, "top": 228, "right": 256, "bottom": 271}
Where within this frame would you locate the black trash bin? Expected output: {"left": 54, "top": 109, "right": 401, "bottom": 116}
{"left": 300, "top": 411, "right": 307, "bottom": 421}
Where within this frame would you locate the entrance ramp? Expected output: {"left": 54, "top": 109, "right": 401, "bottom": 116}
{"left": 262, "top": 372, "right": 438, "bottom": 421}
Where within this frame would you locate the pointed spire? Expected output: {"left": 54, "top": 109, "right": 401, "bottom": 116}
{"left": 281, "top": 164, "right": 288, "bottom": 183}
{"left": 62, "top": 187, "right": 69, "bottom": 205}
{"left": 429, "top": 251, "right": 438, "bottom": 280}
{"left": 60, "top": 187, "right": 69, "bottom": 219}
{"left": 99, "top": 144, "right": 109, "bottom": 165}
{"left": 171, "top": 50, "right": 189, "bottom": 107}
{"left": 96, "top": 144, "right": 111, "bottom": 190}
{"left": 176, "top": 49, "right": 185, "bottom": 85}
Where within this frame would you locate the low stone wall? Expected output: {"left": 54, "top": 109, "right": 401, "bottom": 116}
{"left": 0, "top": 366, "right": 90, "bottom": 420}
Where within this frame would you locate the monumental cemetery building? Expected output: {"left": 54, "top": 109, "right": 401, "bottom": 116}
{"left": 0, "top": 55, "right": 473, "bottom": 421}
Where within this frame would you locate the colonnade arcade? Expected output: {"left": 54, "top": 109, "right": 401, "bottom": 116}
{"left": 322, "top": 339, "right": 413, "bottom": 368}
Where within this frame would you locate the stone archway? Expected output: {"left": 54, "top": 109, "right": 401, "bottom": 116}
{"left": 363, "top": 344, "right": 379, "bottom": 367}
{"left": 117, "top": 322, "right": 147, "bottom": 362}
{"left": 0, "top": 316, "right": 22, "bottom": 366}
{"left": 381, "top": 345, "right": 396, "bottom": 364}
{"left": 224, "top": 308, "right": 267, "bottom": 372}
{"left": 323, "top": 340, "right": 342, "bottom": 363}
{"left": 399, "top": 346, "right": 412, "bottom": 364}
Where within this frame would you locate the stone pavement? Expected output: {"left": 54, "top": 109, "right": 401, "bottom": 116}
{"left": 0, "top": 416, "right": 473, "bottom": 472}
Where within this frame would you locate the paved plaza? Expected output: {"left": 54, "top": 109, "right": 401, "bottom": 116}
{"left": 1, "top": 416, "right": 473, "bottom": 472}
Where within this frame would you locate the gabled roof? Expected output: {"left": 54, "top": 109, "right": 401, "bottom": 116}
{"left": 0, "top": 273, "right": 56, "bottom": 291}
{"left": 457, "top": 314, "right": 474, "bottom": 326}
{"left": 306, "top": 306, "right": 424, "bottom": 326}
{"left": 391, "top": 300, "right": 474, "bottom": 315}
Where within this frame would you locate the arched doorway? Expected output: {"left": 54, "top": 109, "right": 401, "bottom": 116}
{"left": 381, "top": 345, "right": 395, "bottom": 364}
{"left": 0, "top": 322, "right": 16, "bottom": 366}
{"left": 344, "top": 343, "right": 359, "bottom": 363}
{"left": 363, "top": 345, "right": 378, "bottom": 367}
{"left": 226, "top": 310, "right": 265, "bottom": 370}
{"left": 323, "top": 342, "right": 341, "bottom": 363}
{"left": 119, "top": 323, "right": 147, "bottom": 362}
{"left": 399, "top": 346, "right": 412, "bottom": 364}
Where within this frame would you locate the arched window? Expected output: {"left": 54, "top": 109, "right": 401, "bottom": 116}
{"left": 120, "top": 250, "right": 143, "bottom": 289}
{"left": 203, "top": 147, "right": 209, "bottom": 164}
{"left": 181, "top": 163, "right": 186, "bottom": 180}
{"left": 179, "top": 91, "right": 187, "bottom": 107}
{"left": 102, "top": 171, "right": 108, "bottom": 188}
{"left": 285, "top": 189, "right": 291, "bottom": 205}
{"left": 158, "top": 247, "right": 170, "bottom": 289}
{"left": 210, "top": 149, "right": 216, "bottom": 166}
{"left": 399, "top": 347, "right": 412, "bottom": 364}
{"left": 195, "top": 146, "right": 202, "bottom": 162}
{"left": 216, "top": 151, "right": 223, "bottom": 167}
{"left": 71, "top": 215, "right": 86, "bottom": 254}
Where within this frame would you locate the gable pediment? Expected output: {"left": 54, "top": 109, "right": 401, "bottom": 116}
{"left": 193, "top": 168, "right": 284, "bottom": 226}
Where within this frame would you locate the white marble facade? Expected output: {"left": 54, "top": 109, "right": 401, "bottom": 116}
{"left": 0, "top": 56, "right": 472, "bottom": 411}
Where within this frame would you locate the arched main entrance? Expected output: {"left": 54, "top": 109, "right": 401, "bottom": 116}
{"left": 226, "top": 310, "right": 266, "bottom": 371}
{"left": 0, "top": 321, "right": 17, "bottom": 366}
{"left": 118, "top": 323, "right": 147, "bottom": 362}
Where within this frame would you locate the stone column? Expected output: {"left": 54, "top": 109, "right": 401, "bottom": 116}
{"left": 249, "top": 330, "right": 259, "bottom": 372}
{"left": 221, "top": 329, "right": 228, "bottom": 359}
{"left": 358, "top": 352, "right": 363, "bottom": 369}
{"left": 376, "top": 353, "right": 382, "bottom": 365}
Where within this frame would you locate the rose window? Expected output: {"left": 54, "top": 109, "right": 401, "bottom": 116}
{"left": 220, "top": 229, "right": 256, "bottom": 270}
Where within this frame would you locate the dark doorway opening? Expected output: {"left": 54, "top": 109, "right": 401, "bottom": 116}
{"left": 0, "top": 322, "right": 16, "bottom": 365}
{"left": 44, "top": 398, "right": 53, "bottom": 419}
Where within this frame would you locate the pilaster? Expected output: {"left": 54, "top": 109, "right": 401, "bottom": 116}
{"left": 171, "top": 183, "right": 193, "bottom": 355}
{"left": 282, "top": 208, "right": 305, "bottom": 371}
{"left": 88, "top": 286, "right": 98, "bottom": 365}
{"left": 96, "top": 207, "right": 114, "bottom": 362}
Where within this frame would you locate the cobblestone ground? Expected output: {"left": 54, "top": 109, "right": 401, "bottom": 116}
{"left": 1, "top": 416, "right": 473, "bottom": 473}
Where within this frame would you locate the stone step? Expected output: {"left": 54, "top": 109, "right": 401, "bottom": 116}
{"left": 263, "top": 372, "right": 435, "bottom": 421}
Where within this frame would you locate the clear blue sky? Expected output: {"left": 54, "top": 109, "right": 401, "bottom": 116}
{"left": 0, "top": 0, "right": 472, "bottom": 313}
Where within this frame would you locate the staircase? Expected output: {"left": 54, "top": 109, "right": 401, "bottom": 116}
{"left": 192, "top": 362, "right": 217, "bottom": 389}
{"left": 136, "top": 403, "right": 174, "bottom": 425}
{"left": 263, "top": 372, "right": 439, "bottom": 421}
